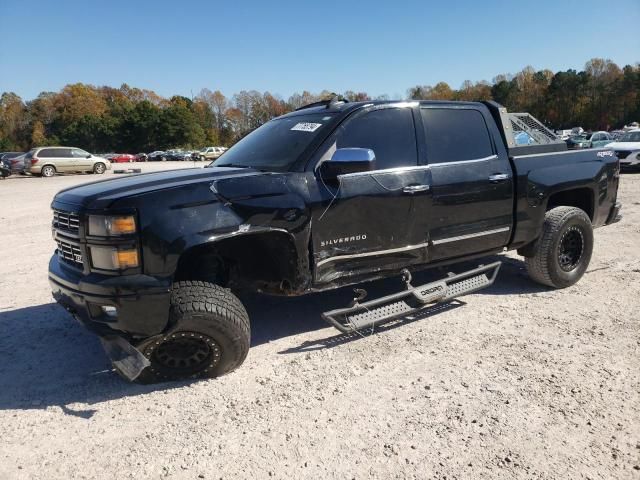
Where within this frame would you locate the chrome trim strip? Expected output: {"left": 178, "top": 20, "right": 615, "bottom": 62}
{"left": 512, "top": 149, "right": 591, "bottom": 159}
{"left": 335, "top": 155, "right": 497, "bottom": 179}
{"left": 316, "top": 240, "right": 429, "bottom": 267}
{"left": 338, "top": 165, "right": 430, "bottom": 179}
{"left": 432, "top": 226, "right": 510, "bottom": 245}
{"left": 429, "top": 154, "right": 497, "bottom": 167}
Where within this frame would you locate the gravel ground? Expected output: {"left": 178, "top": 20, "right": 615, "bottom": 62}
{"left": 0, "top": 163, "right": 638, "bottom": 479}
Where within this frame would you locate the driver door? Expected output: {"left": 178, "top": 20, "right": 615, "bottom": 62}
{"left": 310, "top": 105, "right": 432, "bottom": 285}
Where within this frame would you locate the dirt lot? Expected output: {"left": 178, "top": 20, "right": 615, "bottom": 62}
{"left": 0, "top": 163, "right": 638, "bottom": 479}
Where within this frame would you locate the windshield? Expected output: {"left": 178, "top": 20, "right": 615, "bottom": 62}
{"left": 619, "top": 131, "right": 640, "bottom": 142}
{"left": 212, "top": 113, "right": 336, "bottom": 170}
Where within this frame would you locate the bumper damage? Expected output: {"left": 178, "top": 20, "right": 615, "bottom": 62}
{"left": 49, "top": 255, "right": 172, "bottom": 338}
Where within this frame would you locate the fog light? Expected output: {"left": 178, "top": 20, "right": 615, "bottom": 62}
{"left": 90, "top": 246, "right": 139, "bottom": 270}
{"left": 101, "top": 306, "right": 118, "bottom": 318}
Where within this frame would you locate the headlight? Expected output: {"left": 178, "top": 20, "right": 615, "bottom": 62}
{"left": 89, "top": 246, "right": 139, "bottom": 270}
{"left": 88, "top": 215, "right": 136, "bottom": 236}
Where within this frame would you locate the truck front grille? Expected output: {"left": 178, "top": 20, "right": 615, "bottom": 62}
{"left": 53, "top": 209, "right": 80, "bottom": 232}
{"left": 56, "top": 239, "right": 83, "bottom": 267}
{"left": 615, "top": 151, "right": 631, "bottom": 160}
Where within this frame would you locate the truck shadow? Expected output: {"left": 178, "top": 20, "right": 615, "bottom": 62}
{"left": 246, "top": 254, "right": 549, "bottom": 349}
{"left": 0, "top": 303, "right": 187, "bottom": 416}
{"left": 0, "top": 255, "right": 548, "bottom": 414}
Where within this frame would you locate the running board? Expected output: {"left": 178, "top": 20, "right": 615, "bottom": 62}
{"left": 321, "top": 262, "right": 501, "bottom": 333}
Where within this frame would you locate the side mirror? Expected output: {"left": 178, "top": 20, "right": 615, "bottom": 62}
{"left": 319, "top": 148, "right": 376, "bottom": 179}
{"left": 86, "top": 154, "right": 91, "bottom": 158}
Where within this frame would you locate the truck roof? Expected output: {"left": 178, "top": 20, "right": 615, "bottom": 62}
{"left": 281, "top": 99, "right": 487, "bottom": 119}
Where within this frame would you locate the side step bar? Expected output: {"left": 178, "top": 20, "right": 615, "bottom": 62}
{"left": 321, "top": 262, "right": 501, "bottom": 333}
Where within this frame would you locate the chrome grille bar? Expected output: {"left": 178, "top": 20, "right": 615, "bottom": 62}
{"left": 53, "top": 209, "right": 80, "bottom": 232}
{"left": 55, "top": 239, "right": 83, "bottom": 267}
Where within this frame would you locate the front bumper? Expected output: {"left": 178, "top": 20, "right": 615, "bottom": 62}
{"left": 49, "top": 255, "right": 172, "bottom": 338}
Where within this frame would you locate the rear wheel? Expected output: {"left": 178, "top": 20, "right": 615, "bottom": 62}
{"left": 41, "top": 165, "right": 56, "bottom": 177}
{"left": 131, "top": 281, "right": 250, "bottom": 384}
{"left": 525, "top": 206, "right": 593, "bottom": 288}
{"left": 93, "top": 162, "right": 106, "bottom": 174}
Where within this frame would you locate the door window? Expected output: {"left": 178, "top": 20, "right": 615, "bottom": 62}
{"left": 421, "top": 108, "right": 494, "bottom": 163}
{"left": 72, "top": 149, "right": 89, "bottom": 158}
{"left": 328, "top": 108, "right": 417, "bottom": 170}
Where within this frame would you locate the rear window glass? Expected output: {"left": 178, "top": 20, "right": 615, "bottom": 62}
{"left": 421, "top": 108, "right": 494, "bottom": 163}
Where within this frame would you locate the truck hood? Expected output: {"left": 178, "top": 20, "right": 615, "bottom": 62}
{"left": 53, "top": 167, "right": 260, "bottom": 209}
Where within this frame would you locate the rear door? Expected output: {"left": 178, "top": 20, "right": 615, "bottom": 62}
{"left": 418, "top": 106, "right": 514, "bottom": 261}
{"left": 38, "top": 148, "right": 65, "bottom": 171}
{"left": 50, "top": 148, "right": 73, "bottom": 171}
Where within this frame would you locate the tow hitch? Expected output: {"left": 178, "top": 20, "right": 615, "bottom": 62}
{"left": 322, "top": 261, "right": 501, "bottom": 333}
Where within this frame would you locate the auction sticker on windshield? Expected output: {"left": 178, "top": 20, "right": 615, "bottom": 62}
{"left": 291, "top": 122, "right": 322, "bottom": 132}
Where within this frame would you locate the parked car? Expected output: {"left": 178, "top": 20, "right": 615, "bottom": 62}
{"left": 111, "top": 154, "right": 137, "bottom": 163}
{"left": 586, "top": 131, "right": 613, "bottom": 148}
{"left": 24, "top": 147, "right": 111, "bottom": 177}
{"left": 615, "top": 150, "right": 640, "bottom": 171}
{"left": 48, "top": 99, "right": 621, "bottom": 383}
{"left": 7, "top": 153, "right": 27, "bottom": 173}
{"left": 135, "top": 153, "right": 148, "bottom": 162}
{"left": 604, "top": 129, "right": 640, "bottom": 167}
{"left": 567, "top": 131, "right": 613, "bottom": 149}
{"left": 566, "top": 135, "right": 589, "bottom": 149}
{"left": 165, "top": 149, "right": 192, "bottom": 161}
{"left": 194, "top": 146, "right": 227, "bottom": 161}
{"left": 175, "top": 150, "right": 194, "bottom": 161}
{"left": 555, "top": 130, "right": 573, "bottom": 141}
{"left": 0, "top": 160, "right": 10, "bottom": 179}
{"left": 0, "top": 152, "right": 26, "bottom": 173}
{"left": 147, "top": 151, "right": 167, "bottom": 161}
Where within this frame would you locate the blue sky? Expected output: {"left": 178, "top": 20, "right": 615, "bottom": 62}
{"left": 1, "top": 0, "right": 638, "bottom": 101}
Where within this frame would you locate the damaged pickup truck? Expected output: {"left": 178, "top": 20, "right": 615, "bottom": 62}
{"left": 48, "top": 98, "right": 622, "bottom": 383}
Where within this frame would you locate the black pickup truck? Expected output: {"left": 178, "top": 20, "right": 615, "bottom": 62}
{"left": 48, "top": 99, "right": 622, "bottom": 383}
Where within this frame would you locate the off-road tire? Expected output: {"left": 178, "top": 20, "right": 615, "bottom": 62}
{"left": 93, "top": 162, "right": 106, "bottom": 174}
{"left": 130, "top": 281, "right": 250, "bottom": 384}
{"left": 41, "top": 165, "right": 56, "bottom": 177}
{"left": 525, "top": 206, "right": 593, "bottom": 288}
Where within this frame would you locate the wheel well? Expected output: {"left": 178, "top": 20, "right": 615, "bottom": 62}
{"left": 546, "top": 188, "right": 594, "bottom": 220}
{"left": 174, "top": 231, "right": 302, "bottom": 294}
{"left": 519, "top": 187, "right": 594, "bottom": 258}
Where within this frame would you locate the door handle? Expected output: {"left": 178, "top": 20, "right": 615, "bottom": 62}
{"left": 488, "top": 173, "right": 511, "bottom": 182}
{"left": 402, "top": 184, "right": 430, "bottom": 194}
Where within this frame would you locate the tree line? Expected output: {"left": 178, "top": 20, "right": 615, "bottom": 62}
{"left": 0, "top": 58, "right": 638, "bottom": 153}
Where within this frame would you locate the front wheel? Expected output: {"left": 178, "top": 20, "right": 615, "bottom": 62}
{"left": 130, "top": 281, "right": 250, "bottom": 384}
{"left": 93, "top": 162, "right": 106, "bottom": 174}
{"left": 525, "top": 206, "right": 593, "bottom": 288}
